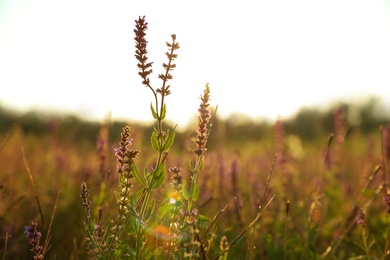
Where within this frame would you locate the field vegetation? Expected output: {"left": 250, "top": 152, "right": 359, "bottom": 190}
{"left": 1, "top": 16, "right": 390, "bottom": 259}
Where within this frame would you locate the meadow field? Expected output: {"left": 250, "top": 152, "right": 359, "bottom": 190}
{"left": 1, "top": 16, "right": 390, "bottom": 259}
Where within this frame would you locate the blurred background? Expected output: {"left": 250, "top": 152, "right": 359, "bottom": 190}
{"left": 1, "top": 0, "right": 390, "bottom": 130}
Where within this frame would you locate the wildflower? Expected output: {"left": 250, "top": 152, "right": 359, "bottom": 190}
{"left": 157, "top": 34, "right": 180, "bottom": 97}
{"left": 80, "top": 182, "right": 91, "bottom": 222}
{"left": 115, "top": 125, "right": 138, "bottom": 176}
{"left": 134, "top": 15, "right": 153, "bottom": 88}
{"left": 194, "top": 83, "right": 211, "bottom": 156}
{"left": 96, "top": 123, "right": 109, "bottom": 180}
{"left": 334, "top": 107, "right": 345, "bottom": 144}
{"left": 24, "top": 221, "right": 43, "bottom": 260}
{"left": 111, "top": 125, "right": 139, "bottom": 247}
{"left": 169, "top": 167, "right": 183, "bottom": 191}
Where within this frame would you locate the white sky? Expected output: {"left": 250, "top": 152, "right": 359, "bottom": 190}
{"left": 1, "top": 0, "right": 390, "bottom": 128}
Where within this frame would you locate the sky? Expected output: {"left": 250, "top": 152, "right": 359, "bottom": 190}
{"left": 1, "top": 0, "right": 390, "bottom": 129}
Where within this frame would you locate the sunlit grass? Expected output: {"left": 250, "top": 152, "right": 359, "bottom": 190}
{"left": 1, "top": 15, "right": 390, "bottom": 260}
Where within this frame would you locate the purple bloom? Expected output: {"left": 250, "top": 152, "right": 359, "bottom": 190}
{"left": 24, "top": 222, "right": 41, "bottom": 239}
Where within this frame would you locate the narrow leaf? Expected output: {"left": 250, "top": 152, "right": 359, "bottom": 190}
{"left": 158, "top": 202, "right": 172, "bottom": 220}
{"left": 192, "top": 182, "right": 199, "bottom": 201}
{"left": 151, "top": 129, "right": 160, "bottom": 151}
{"left": 150, "top": 103, "right": 158, "bottom": 119}
{"left": 163, "top": 126, "right": 176, "bottom": 151}
{"left": 132, "top": 164, "right": 147, "bottom": 188}
{"left": 161, "top": 103, "right": 167, "bottom": 119}
{"left": 182, "top": 180, "right": 189, "bottom": 200}
{"left": 152, "top": 169, "right": 165, "bottom": 189}
{"left": 135, "top": 188, "right": 145, "bottom": 205}
{"left": 189, "top": 158, "right": 196, "bottom": 172}
{"left": 145, "top": 199, "right": 155, "bottom": 223}
{"left": 150, "top": 161, "right": 166, "bottom": 189}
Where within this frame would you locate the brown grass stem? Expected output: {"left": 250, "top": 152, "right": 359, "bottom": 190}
{"left": 0, "top": 122, "right": 18, "bottom": 154}
{"left": 2, "top": 232, "right": 8, "bottom": 260}
{"left": 42, "top": 190, "right": 61, "bottom": 256}
{"left": 260, "top": 154, "right": 277, "bottom": 210}
{"left": 22, "top": 146, "right": 45, "bottom": 229}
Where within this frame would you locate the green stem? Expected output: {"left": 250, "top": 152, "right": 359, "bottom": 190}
{"left": 185, "top": 152, "right": 204, "bottom": 218}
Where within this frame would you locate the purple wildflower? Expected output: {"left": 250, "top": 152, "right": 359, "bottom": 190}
{"left": 24, "top": 221, "right": 43, "bottom": 259}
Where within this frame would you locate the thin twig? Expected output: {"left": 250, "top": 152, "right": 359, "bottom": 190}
{"left": 2, "top": 232, "right": 8, "bottom": 260}
{"left": 260, "top": 154, "right": 277, "bottom": 210}
{"left": 22, "top": 146, "right": 45, "bottom": 228}
{"left": 43, "top": 190, "right": 61, "bottom": 256}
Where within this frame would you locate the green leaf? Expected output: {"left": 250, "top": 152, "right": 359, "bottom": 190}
{"left": 192, "top": 182, "right": 199, "bottom": 201}
{"left": 145, "top": 199, "right": 155, "bottom": 223}
{"left": 132, "top": 164, "right": 147, "bottom": 188}
{"left": 182, "top": 180, "right": 189, "bottom": 200}
{"left": 189, "top": 159, "right": 195, "bottom": 172}
{"left": 135, "top": 188, "right": 145, "bottom": 205}
{"left": 198, "top": 215, "right": 210, "bottom": 222}
{"left": 150, "top": 103, "right": 158, "bottom": 119}
{"left": 158, "top": 202, "right": 173, "bottom": 220}
{"left": 161, "top": 103, "right": 167, "bottom": 119}
{"left": 152, "top": 169, "right": 165, "bottom": 189}
{"left": 151, "top": 129, "right": 160, "bottom": 151}
{"left": 149, "top": 161, "right": 166, "bottom": 189}
{"left": 162, "top": 126, "right": 176, "bottom": 151}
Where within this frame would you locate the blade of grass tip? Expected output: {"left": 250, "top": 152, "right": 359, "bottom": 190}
{"left": 22, "top": 146, "right": 45, "bottom": 228}
{"left": 201, "top": 203, "right": 228, "bottom": 241}
{"left": 199, "top": 196, "right": 213, "bottom": 209}
{"left": 42, "top": 190, "right": 61, "bottom": 256}
{"left": 0, "top": 122, "right": 18, "bottom": 154}
{"left": 212, "top": 195, "right": 275, "bottom": 260}
{"left": 2, "top": 232, "right": 8, "bottom": 260}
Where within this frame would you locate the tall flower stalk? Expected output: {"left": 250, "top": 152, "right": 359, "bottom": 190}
{"left": 133, "top": 15, "right": 179, "bottom": 225}
{"left": 186, "top": 83, "right": 212, "bottom": 215}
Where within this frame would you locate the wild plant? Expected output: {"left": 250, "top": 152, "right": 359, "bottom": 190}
{"left": 79, "top": 15, "right": 274, "bottom": 260}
